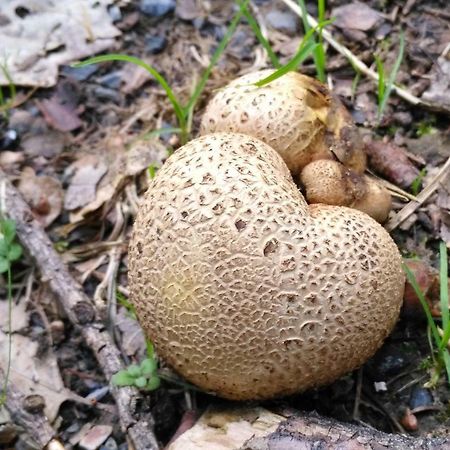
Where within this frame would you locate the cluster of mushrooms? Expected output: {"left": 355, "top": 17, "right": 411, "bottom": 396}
{"left": 128, "top": 70, "right": 405, "bottom": 400}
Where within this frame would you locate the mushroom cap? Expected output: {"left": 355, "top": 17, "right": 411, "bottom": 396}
{"left": 200, "top": 70, "right": 366, "bottom": 176}
{"left": 300, "top": 160, "right": 392, "bottom": 223}
{"left": 128, "top": 132, "right": 404, "bottom": 400}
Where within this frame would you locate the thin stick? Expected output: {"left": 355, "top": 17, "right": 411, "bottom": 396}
{"left": 0, "top": 170, "right": 159, "bottom": 450}
{"left": 385, "top": 156, "right": 450, "bottom": 231}
{"left": 280, "top": 0, "right": 450, "bottom": 114}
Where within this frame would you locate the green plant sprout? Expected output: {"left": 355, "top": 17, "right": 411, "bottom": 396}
{"left": 0, "top": 63, "right": 16, "bottom": 117}
{"left": 112, "top": 355, "right": 161, "bottom": 391}
{"left": 254, "top": 19, "right": 332, "bottom": 88}
{"left": 374, "top": 31, "right": 405, "bottom": 123}
{"left": 410, "top": 168, "right": 427, "bottom": 196}
{"left": 147, "top": 163, "right": 159, "bottom": 179}
{"left": 0, "top": 218, "right": 23, "bottom": 406}
{"left": 298, "top": 0, "right": 327, "bottom": 82}
{"left": 403, "top": 242, "right": 450, "bottom": 388}
{"left": 74, "top": 0, "right": 252, "bottom": 145}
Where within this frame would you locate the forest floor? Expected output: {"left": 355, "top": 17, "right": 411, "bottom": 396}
{"left": 0, "top": 0, "right": 449, "bottom": 449}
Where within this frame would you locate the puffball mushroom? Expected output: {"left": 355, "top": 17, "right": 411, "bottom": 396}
{"left": 200, "top": 70, "right": 392, "bottom": 223}
{"left": 200, "top": 69, "right": 366, "bottom": 176}
{"left": 129, "top": 132, "right": 405, "bottom": 401}
{"left": 300, "top": 160, "right": 392, "bottom": 224}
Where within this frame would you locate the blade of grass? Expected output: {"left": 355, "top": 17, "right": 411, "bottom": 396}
{"left": 297, "top": 0, "right": 326, "bottom": 82}
{"left": 241, "top": 3, "right": 280, "bottom": 68}
{"left": 377, "top": 31, "right": 405, "bottom": 121}
{"left": 184, "top": 0, "right": 250, "bottom": 120}
{"left": 140, "top": 127, "right": 182, "bottom": 141}
{"left": 404, "top": 263, "right": 442, "bottom": 348}
{"left": 0, "top": 63, "right": 16, "bottom": 115}
{"left": 374, "top": 55, "right": 385, "bottom": 106}
{"left": 254, "top": 21, "right": 332, "bottom": 87}
{"left": 73, "top": 55, "right": 186, "bottom": 131}
{"left": 439, "top": 242, "right": 449, "bottom": 350}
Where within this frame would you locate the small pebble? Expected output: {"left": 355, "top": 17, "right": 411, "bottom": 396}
{"left": 140, "top": 0, "right": 175, "bottom": 17}
{"left": 23, "top": 394, "right": 45, "bottom": 414}
{"left": 100, "top": 437, "right": 118, "bottom": 450}
{"left": 61, "top": 64, "right": 99, "bottom": 81}
{"left": 144, "top": 35, "right": 167, "bottom": 54}
{"left": 266, "top": 10, "right": 298, "bottom": 35}
{"left": 409, "top": 386, "right": 433, "bottom": 410}
{"left": 108, "top": 5, "right": 122, "bottom": 22}
{"left": 79, "top": 425, "right": 112, "bottom": 450}
{"left": 94, "top": 87, "right": 122, "bottom": 103}
{"left": 98, "top": 72, "right": 122, "bottom": 89}
{"left": 0, "top": 129, "right": 19, "bottom": 150}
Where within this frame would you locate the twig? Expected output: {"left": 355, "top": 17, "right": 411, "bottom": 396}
{"left": 385, "top": 156, "right": 450, "bottom": 231}
{"left": 280, "top": 0, "right": 450, "bottom": 114}
{"left": 0, "top": 365, "right": 62, "bottom": 449}
{"left": 0, "top": 170, "right": 160, "bottom": 450}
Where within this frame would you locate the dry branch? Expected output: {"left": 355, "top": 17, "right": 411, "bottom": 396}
{"left": 0, "top": 366, "right": 59, "bottom": 449}
{"left": 281, "top": 0, "right": 450, "bottom": 114}
{"left": 0, "top": 169, "right": 159, "bottom": 450}
{"left": 242, "top": 411, "right": 450, "bottom": 450}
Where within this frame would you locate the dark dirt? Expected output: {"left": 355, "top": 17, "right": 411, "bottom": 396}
{"left": 0, "top": 0, "right": 449, "bottom": 448}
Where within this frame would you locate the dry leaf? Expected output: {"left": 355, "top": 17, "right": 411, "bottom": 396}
{"left": 18, "top": 167, "right": 64, "bottom": 227}
{"left": 0, "top": 0, "right": 121, "bottom": 87}
{"left": 332, "top": 2, "right": 382, "bottom": 31}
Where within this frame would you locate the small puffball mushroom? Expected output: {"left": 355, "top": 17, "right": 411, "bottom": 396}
{"left": 300, "top": 160, "right": 392, "bottom": 223}
{"left": 129, "top": 132, "right": 405, "bottom": 401}
{"left": 200, "top": 69, "right": 367, "bottom": 176}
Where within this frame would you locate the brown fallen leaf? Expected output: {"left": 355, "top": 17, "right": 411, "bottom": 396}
{"left": 17, "top": 167, "right": 64, "bottom": 227}
{"left": 64, "top": 155, "right": 108, "bottom": 211}
{"left": 332, "top": 2, "right": 382, "bottom": 31}
{"left": 364, "top": 138, "right": 420, "bottom": 190}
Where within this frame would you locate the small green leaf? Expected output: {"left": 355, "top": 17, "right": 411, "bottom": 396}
{"left": 134, "top": 376, "right": 147, "bottom": 388}
{"left": 0, "top": 257, "right": 10, "bottom": 273}
{"left": 0, "top": 239, "right": 8, "bottom": 257}
{"left": 112, "top": 370, "right": 136, "bottom": 386}
{"left": 1, "top": 220, "right": 16, "bottom": 244}
{"left": 127, "top": 364, "right": 141, "bottom": 378}
{"left": 140, "top": 358, "right": 157, "bottom": 376}
{"left": 7, "top": 243, "right": 22, "bottom": 262}
{"left": 146, "top": 376, "right": 161, "bottom": 391}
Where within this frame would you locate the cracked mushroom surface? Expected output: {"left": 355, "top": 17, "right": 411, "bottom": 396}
{"left": 200, "top": 70, "right": 367, "bottom": 176}
{"left": 129, "top": 132, "right": 405, "bottom": 400}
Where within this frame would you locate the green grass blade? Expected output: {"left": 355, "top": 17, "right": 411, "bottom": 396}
{"left": 184, "top": 0, "right": 250, "bottom": 119}
{"left": 439, "top": 242, "right": 450, "bottom": 350}
{"left": 404, "top": 263, "right": 442, "bottom": 348}
{"left": 374, "top": 55, "right": 385, "bottom": 106}
{"left": 241, "top": 4, "right": 280, "bottom": 68}
{"left": 254, "top": 39, "right": 319, "bottom": 87}
{"left": 318, "top": 0, "right": 326, "bottom": 21}
{"left": 297, "top": 0, "right": 327, "bottom": 82}
{"left": 140, "top": 127, "right": 182, "bottom": 141}
{"left": 73, "top": 55, "right": 186, "bottom": 130}
{"left": 443, "top": 351, "right": 450, "bottom": 384}
{"left": 377, "top": 32, "right": 405, "bottom": 121}
{"left": 0, "top": 64, "right": 17, "bottom": 114}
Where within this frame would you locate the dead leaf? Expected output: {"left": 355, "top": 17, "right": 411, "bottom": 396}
{"left": 332, "top": 2, "right": 382, "bottom": 31}
{"left": 21, "top": 130, "right": 66, "bottom": 158}
{"left": 69, "top": 133, "right": 167, "bottom": 222}
{"left": 168, "top": 407, "right": 285, "bottom": 450}
{"left": 0, "top": 306, "right": 69, "bottom": 422}
{"left": 422, "top": 54, "right": 450, "bottom": 112}
{"left": 64, "top": 156, "right": 108, "bottom": 211}
{"left": 0, "top": 0, "right": 121, "bottom": 88}
{"left": 116, "top": 307, "right": 146, "bottom": 358}
{"left": 18, "top": 167, "right": 64, "bottom": 227}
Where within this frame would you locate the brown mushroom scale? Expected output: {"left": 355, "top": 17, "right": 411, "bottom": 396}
{"left": 129, "top": 132, "right": 405, "bottom": 400}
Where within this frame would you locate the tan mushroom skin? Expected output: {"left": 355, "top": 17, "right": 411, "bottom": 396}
{"left": 200, "top": 70, "right": 392, "bottom": 223}
{"left": 129, "top": 132, "right": 405, "bottom": 401}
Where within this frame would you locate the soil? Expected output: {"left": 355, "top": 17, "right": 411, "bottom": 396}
{"left": 0, "top": 0, "right": 449, "bottom": 448}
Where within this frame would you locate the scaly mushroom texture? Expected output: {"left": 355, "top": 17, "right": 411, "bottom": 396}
{"left": 200, "top": 70, "right": 367, "bottom": 176}
{"left": 129, "top": 132, "right": 405, "bottom": 400}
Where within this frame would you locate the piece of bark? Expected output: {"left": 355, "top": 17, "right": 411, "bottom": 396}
{"left": 0, "top": 366, "right": 58, "bottom": 449}
{"left": 242, "top": 411, "right": 450, "bottom": 450}
{"left": 0, "top": 169, "right": 159, "bottom": 450}
{"left": 364, "top": 139, "right": 420, "bottom": 189}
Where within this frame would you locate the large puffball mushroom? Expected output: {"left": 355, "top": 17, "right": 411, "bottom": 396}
{"left": 128, "top": 132, "right": 405, "bottom": 401}
{"left": 200, "top": 69, "right": 367, "bottom": 176}
{"left": 300, "top": 160, "right": 392, "bottom": 223}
